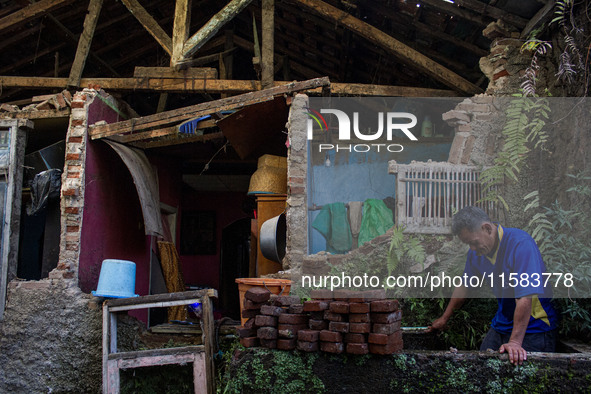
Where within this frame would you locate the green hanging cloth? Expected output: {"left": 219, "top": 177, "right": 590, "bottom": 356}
{"left": 312, "top": 202, "right": 352, "bottom": 254}
{"left": 358, "top": 199, "right": 394, "bottom": 246}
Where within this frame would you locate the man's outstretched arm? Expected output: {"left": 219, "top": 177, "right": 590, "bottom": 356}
{"left": 429, "top": 286, "right": 468, "bottom": 331}
{"left": 499, "top": 296, "right": 532, "bottom": 365}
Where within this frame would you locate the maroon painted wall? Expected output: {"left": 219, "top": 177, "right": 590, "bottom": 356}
{"left": 179, "top": 191, "right": 249, "bottom": 291}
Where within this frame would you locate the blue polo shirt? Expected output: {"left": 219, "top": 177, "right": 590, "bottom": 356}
{"left": 463, "top": 225, "right": 557, "bottom": 334}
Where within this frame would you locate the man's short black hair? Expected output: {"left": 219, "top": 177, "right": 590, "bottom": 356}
{"left": 451, "top": 206, "right": 492, "bottom": 236}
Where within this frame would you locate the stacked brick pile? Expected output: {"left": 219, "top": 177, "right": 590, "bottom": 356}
{"left": 238, "top": 287, "right": 308, "bottom": 350}
{"left": 237, "top": 288, "right": 402, "bottom": 355}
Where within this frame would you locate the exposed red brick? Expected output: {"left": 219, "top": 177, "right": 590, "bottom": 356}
{"left": 260, "top": 339, "right": 277, "bottom": 349}
{"left": 57, "top": 262, "right": 69, "bottom": 270}
{"left": 65, "top": 207, "right": 79, "bottom": 214}
{"left": 323, "top": 311, "right": 346, "bottom": 322}
{"left": 371, "top": 311, "right": 402, "bottom": 324}
{"left": 255, "top": 315, "right": 277, "bottom": 327}
{"left": 257, "top": 327, "right": 278, "bottom": 340}
{"left": 288, "top": 176, "right": 305, "bottom": 185}
{"left": 344, "top": 333, "right": 366, "bottom": 343}
{"left": 66, "top": 225, "right": 79, "bottom": 233}
{"left": 67, "top": 172, "right": 81, "bottom": 178}
{"left": 288, "top": 304, "right": 304, "bottom": 314}
{"left": 278, "top": 313, "right": 308, "bottom": 325}
{"left": 309, "top": 289, "right": 333, "bottom": 300}
{"left": 245, "top": 287, "right": 271, "bottom": 303}
{"left": 349, "top": 313, "right": 370, "bottom": 323}
{"left": 348, "top": 289, "right": 386, "bottom": 302}
{"left": 243, "top": 298, "right": 265, "bottom": 310}
{"left": 277, "top": 338, "right": 297, "bottom": 350}
{"left": 63, "top": 188, "right": 78, "bottom": 196}
{"left": 244, "top": 318, "right": 257, "bottom": 329}
{"left": 65, "top": 243, "right": 79, "bottom": 251}
{"left": 289, "top": 186, "right": 305, "bottom": 195}
{"left": 236, "top": 326, "right": 257, "bottom": 338}
{"left": 241, "top": 309, "right": 258, "bottom": 319}
{"left": 70, "top": 119, "right": 84, "bottom": 127}
{"left": 297, "top": 340, "right": 319, "bottom": 352}
{"left": 329, "top": 301, "right": 350, "bottom": 314}
{"left": 68, "top": 136, "right": 83, "bottom": 143}
{"left": 328, "top": 321, "right": 349, "bottom": 333}
{"left": 349, "top": 302, "right": 370, "bottom": 314}
{"left": 369, "top": 330, "right": 402, "bottom": 345}
{"left": 319, "top": 330, "right": 342, "bottom": 343}
{"left": 240, "top": 337, "right": 259, "bottom": 348}
{"left": 260, "top": 305, "right": 284, "bottom": 316}
{"left": 370, "top": 299, "right": 400, "bottom": 313}
{"left": 333, "top": 289, "right": 354, "bottom": 299}
{"left": 309, "top": 312, "right": 325, "bottom": 320}
{"left": 65, "top": 153, "right": 81, "bottom": 161}
{"left": 277, "top": 324, "right": 307, "bottom": 339}
{"left": 372, "top": 321, "right": 401, "bottom": 335}
{"left": 346, "top": 343, "right": 369, "bottom": 355}
{"left": 71, "top": 101, "right": 84, "bottom": 108}
{"left": 298, "top": 330, "right": 319, "bottom": 342}
{"left": 349, "top": 323, "right": 371, "bottom": 334}
{"left": 320, "top": 341, "right": 344, "bottom": 354}
{"left": 62, "top": 271, "right": 75, "bottom": 279}
{"left": 272, "top": 296, "right": 300, "bottom": 306}
{"left": 303, "top": 300, "right": 329, "bottom": 312}
{"left": 493, "top": 69, "right": 510, "bottom": 80}
{"left": 308, "top": 319, "right": 328, "bottom": 331}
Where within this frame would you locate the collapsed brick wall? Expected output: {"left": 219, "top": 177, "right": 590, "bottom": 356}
{"left": 50, "top": 89, "right": 96, "bottom": 282}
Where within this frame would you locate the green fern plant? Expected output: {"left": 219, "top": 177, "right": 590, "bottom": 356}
{"left": 479, "top": 95, "right": 550, "bottom": 211}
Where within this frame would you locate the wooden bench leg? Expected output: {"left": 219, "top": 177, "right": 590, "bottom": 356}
{"left": 193, "top": 352, "right": 208, "bottom": 394}
{"left": 107, "top": 359, "right": 120, "bottom": 394}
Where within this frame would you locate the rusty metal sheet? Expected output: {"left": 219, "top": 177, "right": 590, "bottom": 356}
{"left": 217, "top": 96, "right": 289, "bottom": 159}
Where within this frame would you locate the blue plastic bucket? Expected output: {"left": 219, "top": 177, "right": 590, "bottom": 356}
{"left": 92, "top": 259, "right": 139, "bottom": 298}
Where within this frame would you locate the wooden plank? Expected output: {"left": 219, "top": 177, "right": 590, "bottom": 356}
{"left": 117, "top": 352, "right": 197, "bottom": 369}
{"left": 193, "top": 352, "right": 208, "bottom": 394}
{"left": 110, "top": 313, "right": 118, "bottom": 354}
{"left": 0, "top": 0, "right": 76, "bottom": 33}
{"left": 121, "top": 0, "right": 173, "bottom": 55}
{"left": 109, "top": 297, "right": 203, "bottom": 312}
{"left": 133, "top": 131, "right": 224, "bottom": 149}
{"left": 115, "top": 119, "right": 216, "bottom": 143}
{"left": 133, "top": 66, "right": 218, "bottom": 79}
{"left": 67, "top": 0, "right": 104, "bottom": 87}
{"left": 172, "top": 0, "right": 192, "bottom": 65}
{"left": 290, "top": 0, "right": 482, "bottom": 95}
{"left": 454, "top": 0, "right": 528, "bottom": 28}
{"left": 261, "top": 0, "right": 274, "bottom": 89}
{"left": 202, "top": 294, "right": 215, "bottom": 394}
{"left": 106, "top": 359, "right": 120, "bottom": 394}
{"left": 108, "top": 345, "right": 205, "bottom": 360}
{"left": 89, "top": 77, "right": 329, "bottom": 139}
{"left": 330, "top": 83, "right": 458, "bottom": 97}
{"left": 521, "top": 0, "right": 556, "bottom": 38}
{"left": 182, "top": 0, "right": 253, "bottom": 59}
{"left": 106, "top": 288, "right": 217, "bottom": 308}
{"left": 102, "top": 303, "right": 109, "bottom": 392}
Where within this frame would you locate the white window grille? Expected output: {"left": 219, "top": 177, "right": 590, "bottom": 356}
{"left": 388, "top": 160, "right": 499, "bottom": 234}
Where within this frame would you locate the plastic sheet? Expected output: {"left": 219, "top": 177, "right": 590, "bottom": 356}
{"left": 27, "top": 169, "right": 62, "bottom": 216}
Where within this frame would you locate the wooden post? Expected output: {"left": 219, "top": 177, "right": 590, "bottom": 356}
{"left": 202, "top": 295, "right": 215, "bottom": 394}
{"left": 67, "top": 0, "right": 103, "bottom": 87}
{"left": 172, "top": 0, "right": 192, "bottom": 66}
{"left": 261, "top": 0, "right": 274, "bottom": 89}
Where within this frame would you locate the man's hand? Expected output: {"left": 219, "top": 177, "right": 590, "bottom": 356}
{"left": 499, "top": 340, "right": 527, "bottom": 365}
{"left": 427, "top": 316, "right": 448, "bottom": 332}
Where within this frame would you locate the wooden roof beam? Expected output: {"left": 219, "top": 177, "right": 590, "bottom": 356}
{"left": 0, "top": 0, "right": 77, "bottom": 33}
{"left": 454, "top": 0, "right": 528, "bottom": 29}
{"left": 120, "top": 0, "right": 173, "bottom": 56}
{"left": 172, "top": 0, "right": 192, "bottom": 65}
{"left": 67, "top": 0, "right": 103, "bottom": 87}
{"left": 418, "top": 0, "right": 489, "bottom": 27}
{"left": 88, "top": 77, "right": 330, "bottom": 139}
{"left": 290, "top": 0, "right": 482, "bottom": 94}
{"left": 181, "top": 0, "right": 253, "bottom": 61}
